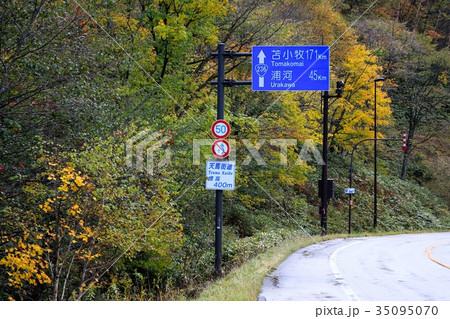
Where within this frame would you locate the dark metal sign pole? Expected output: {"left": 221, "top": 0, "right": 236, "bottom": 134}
{"left": 215, "top": 43, "right": 225, "bottom": 277}
{"left": 374, "top": 87, "right": 378, "bottom": 230}
{"left": 320, "top": 91, "right": 329, "bottom": 236}
{"left": 320, "top": 83, "right": 344, "bottom": 236}
{"left": 373, "top": 77, "right": 385, "bottom": 230}
{"left": 211, "top": 43, "right": 251, "bottom": 277}
{"left": 348, "top": 168, "right": 353, "bottom": 234}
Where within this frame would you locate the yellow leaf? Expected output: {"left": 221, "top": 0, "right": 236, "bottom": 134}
{"left": 65, "top": 167, "right": 73, "bottom": 173}
{"left": 74, "top": 175, "right": 84, "bottom": 187}
{"left": 58, "top": 184, "right": 69, "bottom": 192}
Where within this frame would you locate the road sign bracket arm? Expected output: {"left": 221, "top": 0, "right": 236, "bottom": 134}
{"left": 211, "top": 50, "right": 252, "bottom": 58}
{"left": 322, "top": 93, "right": 341, "bottom": 99}
{"left": 211, "top": 79, "right": 252, "bottom": 86}
{"left": 350, "top": 137, "right": 402, "bottom": 171}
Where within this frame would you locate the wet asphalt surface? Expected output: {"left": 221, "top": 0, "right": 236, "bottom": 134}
{"left": 259, "top": 232, "right": 450, "bottom": 301}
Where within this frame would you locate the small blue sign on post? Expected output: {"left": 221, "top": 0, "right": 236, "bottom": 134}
{"left": 344, "top": 188, "right": 356, "bottom": 194}
{"left": 252, "top": 46, "right": 330, "bottom": 91}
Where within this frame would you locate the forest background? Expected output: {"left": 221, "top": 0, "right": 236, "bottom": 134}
{"left": 1, "top": 0, "right": 449, "bottom": 300}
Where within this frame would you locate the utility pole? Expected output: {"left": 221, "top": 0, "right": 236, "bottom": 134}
{"left": 320, "top": 91, "right": 329, "bottom": 235}
{"left": 373, "top": 77, "right": 385, "bottom": 230}
{"left": 320, "top": 82, "right": 344, "bottom": 235}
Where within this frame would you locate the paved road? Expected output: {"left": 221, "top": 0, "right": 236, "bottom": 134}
{"left": 259, "top": 232, "right": 450, "bottom": 301}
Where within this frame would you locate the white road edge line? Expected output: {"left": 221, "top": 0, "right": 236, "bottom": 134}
{"left": 329, "top": 241, "right": 362, "bottom": 301}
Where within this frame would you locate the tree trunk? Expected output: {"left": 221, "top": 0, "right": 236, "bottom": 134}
{"left": 52, "top": 206, "right": 61, "bottom": 301}
{"left": 400, "top": 151, "right": 409, "bottom": 180}
{"left": 52, "top": 272, "right": 60, "bottom": 301}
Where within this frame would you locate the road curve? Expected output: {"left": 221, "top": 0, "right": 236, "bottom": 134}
{"left": 259, "top": 232, "right": 450, "bottom": 301}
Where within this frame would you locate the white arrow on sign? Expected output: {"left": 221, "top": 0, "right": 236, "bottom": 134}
{"left": 257, "top": 50, "right": 266, "bottom": 64}
{"left": 256, "top": 50, "right": 267, "bottom": 88}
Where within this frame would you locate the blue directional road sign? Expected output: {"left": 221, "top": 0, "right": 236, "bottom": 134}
{"left": 252, "top": 46, "right": 330, "bottom": 91}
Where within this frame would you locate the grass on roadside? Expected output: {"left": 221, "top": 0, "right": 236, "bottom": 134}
{"left": 196, "top": 233, "right": 350, "bottom": 301}
{"left": 195, "top": 229, "right": 449, "bottom": 301}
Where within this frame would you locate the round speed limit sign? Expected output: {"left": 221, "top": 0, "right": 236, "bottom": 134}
{"left": 211, "top": 139, "right": 230, "bottom": 159}
{"left": 211, "top": 120, "right": 231, "bottom": 139}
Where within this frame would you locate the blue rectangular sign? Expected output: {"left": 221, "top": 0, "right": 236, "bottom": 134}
{"left": 344, "top": 188, "right": 356, "bottom": 194}
{"left": 252, "top": 45, "right": 330, "bottom": 91}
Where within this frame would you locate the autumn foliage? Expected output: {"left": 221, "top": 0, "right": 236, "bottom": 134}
{"left": 1, "top": 0, "right": 448, "bottom": 300}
